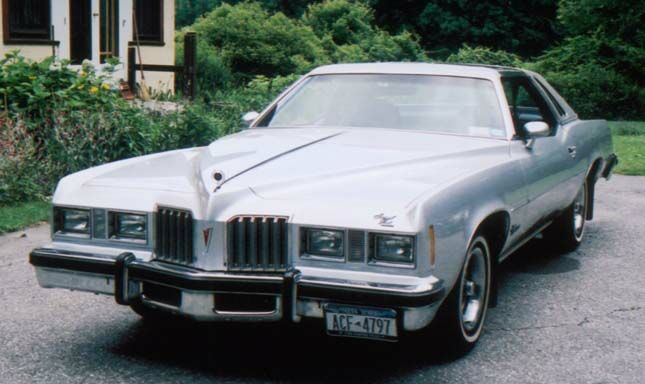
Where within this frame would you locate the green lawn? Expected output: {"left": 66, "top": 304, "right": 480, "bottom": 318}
{"left": 609, "top": 121, "right": 645, "bottom": 176}
{"left": 0, "top": 201, "right": 50, "bottom": 234}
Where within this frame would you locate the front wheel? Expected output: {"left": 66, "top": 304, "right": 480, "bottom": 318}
{"left": 433, "top": 235, "right": 492, "bottom": 356}
{"left": 543, "top": 181, "right": 587, "bottom": 253}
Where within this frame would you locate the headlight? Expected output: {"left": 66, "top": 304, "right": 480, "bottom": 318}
{"left": 109, "top": 212, "right": 147, "bottom": 242}
{"left": 370, "top": 233, "right": 415, "bottom": 265}
{"left": 53, "top": 207, "right": 90, "bottom": 237}
{"left": 301, "top": 228, "right": 344, "bottom": 258}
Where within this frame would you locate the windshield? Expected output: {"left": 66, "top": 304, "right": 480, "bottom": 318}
{"left": 258, "top": 74, "right": 506, "bottom": 138}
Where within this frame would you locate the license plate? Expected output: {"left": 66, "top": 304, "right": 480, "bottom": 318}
{"left": 324, "top": 304, "right": 398, "bottom": 341}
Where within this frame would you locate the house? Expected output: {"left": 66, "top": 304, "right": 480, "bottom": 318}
{"left": 0, "top": 0, "right": 175, "bottom": 93}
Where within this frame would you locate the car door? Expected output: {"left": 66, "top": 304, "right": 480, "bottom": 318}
{"left": 504, "top": 75, "right": 578, "bottom": 231}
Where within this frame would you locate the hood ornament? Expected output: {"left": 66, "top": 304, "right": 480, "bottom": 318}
{"left": 374, "top": 213, "right": 396, "bottom": 227}
{"left": 213, "top": 170, "right": 225, "bottom": 192}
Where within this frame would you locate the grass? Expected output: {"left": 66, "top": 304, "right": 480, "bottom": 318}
{"left": 609, "top": 121, "right": 645, "bottom": 176}
{"left": 0, "top": 201, "right": 50, "bottom": 234}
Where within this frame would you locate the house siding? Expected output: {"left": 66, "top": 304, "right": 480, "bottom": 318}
{"left": 0, "top": 5, "right": 55, "bottom": 61}
{"left": 0, "top": 0, "right": 175, "bottom": 93}
{"left": 135, "top": 0, "right": 175, "bottom": 94}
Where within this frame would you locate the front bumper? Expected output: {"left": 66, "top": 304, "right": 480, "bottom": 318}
{"left": 30, "top": 248, "right": 445, "bottom": 331}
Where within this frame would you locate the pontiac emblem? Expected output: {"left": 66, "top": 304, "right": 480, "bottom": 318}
{"left": 202, "top": 228, "right": 213, "bottom": 248}
{"left": 374, "top": 213, "right": 396, "bottom": 227}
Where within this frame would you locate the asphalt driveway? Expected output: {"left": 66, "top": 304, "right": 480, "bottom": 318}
{"left": 1, "top": 175, "right": 643, "bottom": 383}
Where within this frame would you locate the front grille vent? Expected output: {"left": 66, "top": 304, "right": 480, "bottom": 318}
{"left": 155, "top": 207, "right": 194, "bottom": 265}
{"left": 348, "top": 230, "right": 366, "bottom": 262}
{"left": 227, "top": 216, "right": 288, "bottom": 272}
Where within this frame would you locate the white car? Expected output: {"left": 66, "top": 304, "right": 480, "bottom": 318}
{"left": 30, "top": 63, "right": 617, "bottom": 355}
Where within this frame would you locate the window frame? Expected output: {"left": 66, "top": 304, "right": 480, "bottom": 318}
{"left": 533, "top": 78, "right": 566, "bottom": 117}
{"left": 256, "top": 73, "right": 509, "bottom": 140}
{"left": 2, "top": 0, "right": 58, "bottom": 45}
{"left": 501, "top": 75, "right": 558, "bottom": 138}
{"left": 131, "top": 0, "right": 165, "bottom": 46}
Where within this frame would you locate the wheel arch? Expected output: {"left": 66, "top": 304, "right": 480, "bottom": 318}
{"left": 468, "top": 210, "right": 511, "bottom": 308}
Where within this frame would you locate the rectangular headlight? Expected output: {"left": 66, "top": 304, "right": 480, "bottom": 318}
{"left": 301, "top": 228, "right": 344, "bottom": 258}
{"left": 370, "top": 233, "right": 415, "bottom": 265}
{"left": 53, "top": 207, "right": 90, "bottom": 237}
{"left": 109, "top": 212, "right": 147, "bottom": 242}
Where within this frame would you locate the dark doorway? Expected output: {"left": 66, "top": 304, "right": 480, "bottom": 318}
{"left": 100, "top": 0, "right": 119, "bottom": 63}
{"left": 70, "top": 0, "right": 92, "bottom": 64}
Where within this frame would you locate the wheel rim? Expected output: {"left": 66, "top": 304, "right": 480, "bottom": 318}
{"left": 459, "top": 239, "right": 490, "bottom": 341}
{"left": 573, "top": 183, "right": 587, "bottom": 241}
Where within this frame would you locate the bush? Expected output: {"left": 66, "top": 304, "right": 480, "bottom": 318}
{"left": 537, "top": 63, "right": 642, "bottom": 120}
{"left": 446, "top": 45, "right": 523, "bottom": 67}
{"left": 532, "top": 34, "right": 644, "bottom": 119}
{"left": 178, "top": 1, "right": 427, "bottom": 91}
{"left": 0, "top": 53, "right": 245, "bottom": 205}
{"left": 0, "top": 119, "right": 44, "bottom": 204}
{"left": 186, "top": 2, "right": 327, "bottom": 82}
{"left": 303, "top": 0, "right": 426, "bottom": 62}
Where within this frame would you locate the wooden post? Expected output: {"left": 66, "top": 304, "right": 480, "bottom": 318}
{"left": 183, "top": 32, "right": 197, "bottom": 100}
{"left": 127, "top": 47, "right": 136, "bottom": 93}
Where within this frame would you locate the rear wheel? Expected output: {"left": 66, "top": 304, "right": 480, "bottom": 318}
{"left": 544, "top": 181, "right": 587, "bottom": 253}
{"left": 433, "top": 235, "right": 491, "bottom": 356}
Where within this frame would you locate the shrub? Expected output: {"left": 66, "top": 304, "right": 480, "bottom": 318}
{"left": 539, "top": 64, "right": 642, "bottom": 120}
{"left": 0, "top": 53, "right": 243, "bottom": 205}
{"left": 186, "top": 2, "right": 328, "bottom": 82}
{"left": 303, "top": 0, "right": 426, "bottom": 62}
{"left": 532, "top": 34, "right": 644, "bottom": 119}
{"left": 446, "top": 45, "right": 523, "bottom": 67}
{"left": 0, "top": 119, "right": 45, "bottom": 204}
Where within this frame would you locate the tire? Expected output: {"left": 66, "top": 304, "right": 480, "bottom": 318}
{"left": 543, "top": 181, "right": 587, "bottom": 253}
{"left": 433, "top": 235, "right": 492, "bottom": 357}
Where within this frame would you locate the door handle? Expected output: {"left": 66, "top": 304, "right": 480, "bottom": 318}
{"left": 567, "top": 146, "right": 577, "bottom": 158}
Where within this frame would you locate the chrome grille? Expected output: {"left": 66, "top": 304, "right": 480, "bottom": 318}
{"left": 227, "top": 216, "right": 288, "bottom": 271}
{"left": 348, "top": 230, "right": 366, "bottom": 262}
{"left": 155, "top": 207, "right": 194, "bottom": 265}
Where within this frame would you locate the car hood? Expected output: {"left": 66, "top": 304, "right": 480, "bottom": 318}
{"left": 54, "top": 127, "right": 509, "bottom": 221}
{"left": 207, "top": 128, "right": 509, "bottom": 202}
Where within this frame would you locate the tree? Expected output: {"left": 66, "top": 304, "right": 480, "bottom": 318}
{"left": 303, "top": 0, "right": 426, "bottom": 62}
{"left": 531, "top": 0, "right": 644, "bottom": 119}
{"left": 176, "top": 0, "right": 222, "bottom": 28}
{"left": 367, "top": 0, "right": 561, "bottom": 58}
{"left": 183, "top": 2, "right": 328, "bottom": 81}
{"left": 175, "top": 0, "right": 315, "bottom": 27}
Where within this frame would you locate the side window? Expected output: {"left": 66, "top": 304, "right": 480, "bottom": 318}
{"left": 502, "top": 77, "right": 556, "bottom": 137}
{"left": 534, "top": 78, "right": 566, "bottom": 117}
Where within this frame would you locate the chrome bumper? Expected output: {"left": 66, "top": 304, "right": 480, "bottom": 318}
{"left": 30, "top": 248, "right": 445, "bottom": 331}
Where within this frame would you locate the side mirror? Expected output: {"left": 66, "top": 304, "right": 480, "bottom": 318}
{"left": 524, "top": 121, "right": 549, "bottom": 149}
{"left": 241, "top": 111, "right": 259, "bottom": 128}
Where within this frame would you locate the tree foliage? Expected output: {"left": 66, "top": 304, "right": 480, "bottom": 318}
{"left": 530, "top": 0, "right": 645, "bottom": 119}
{"left": 446, "top": 45, "right": 523, "bottom": 67}
{"left": 303, "top": 0, "right": 426, "bottom": 62}
{"left": 178, "top": 1, "right": 426, "bottom": 88}
{"left": 185, "top": 2, "right": 327, "bottom": 81}
{"left": 367, "top": 0, "right": 560, "bottom": 58}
